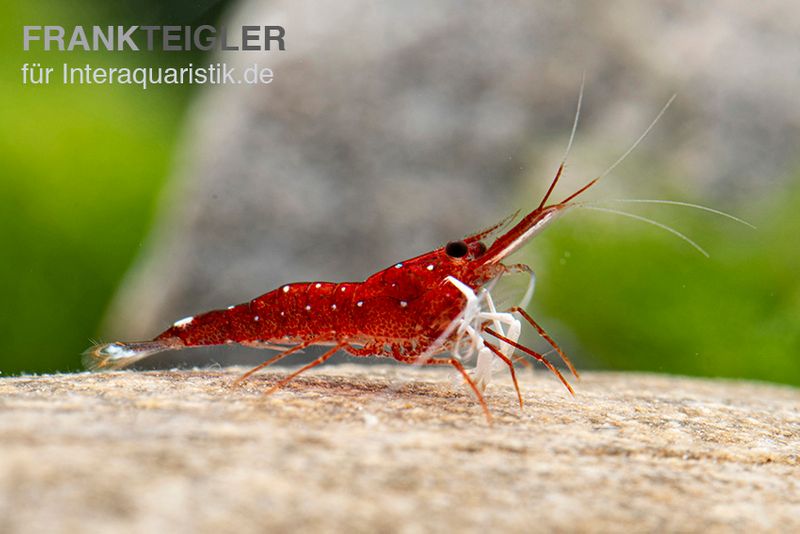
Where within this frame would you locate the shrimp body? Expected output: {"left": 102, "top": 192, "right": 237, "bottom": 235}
{"left": 85, "top": 199, "right": 573, "bottom": 424}
{"left": 97, "top": 239, "right": 509, "bottom": 363}
{"left": 158, "top": 274, "right": 464, "bottom": 356}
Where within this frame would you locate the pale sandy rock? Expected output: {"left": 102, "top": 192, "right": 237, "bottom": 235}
{"left": 1, "top": 366, "right": 798, "bottom": 533}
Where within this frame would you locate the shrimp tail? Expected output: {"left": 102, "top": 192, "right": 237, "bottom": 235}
{"left": 82, "top": 339, "right": 181, "bottom": 371}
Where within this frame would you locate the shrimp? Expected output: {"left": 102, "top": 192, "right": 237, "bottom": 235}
{"left": 85, "top": 86, "right": 708, "bottom": 424}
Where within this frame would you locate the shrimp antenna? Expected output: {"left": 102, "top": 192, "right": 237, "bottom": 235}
{"left": 598, "top": 199, "right": 756, "bottom": 229}
{"left": 537, "top": 72, "right": 585, "bottom": 210}
{"left": 580, "top": 205, "right": 709, "bottom": 257}
{"left": 559, "top": 94, "right": 677, "bottom": 205}
{"left": 466, "top": 209, "right": 522, "bottom": 243}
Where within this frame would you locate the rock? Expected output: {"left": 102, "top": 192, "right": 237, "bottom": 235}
{"left": 1, "top": 366, "right": 798, "bottom": 532}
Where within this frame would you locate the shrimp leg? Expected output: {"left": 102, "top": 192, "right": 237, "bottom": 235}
{"left": 484, "top": 327, "right": 575, "bottom": 396}
{"left": 264, "top": 342, "right": 349, "bottom": 396}
{"left": 508, "top": 306, "right": 580, "bottom": 379}
{"left": 233, "top": 339, "right": 317, "bottom": 387}
{"left": 482, "top": 340, "right": 523, "bottom": 410}
{"left": 425, "top": 357, "right": 493, "bottom": 425}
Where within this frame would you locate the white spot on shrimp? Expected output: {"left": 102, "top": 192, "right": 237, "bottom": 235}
{"left": 282, "top": 285, "right": 290, "bottom": 293}
{"left": 103, "top": 343, "right": 136, "bottom": 360}
{"left": 315, "top": 283, "right": 321, "bottom": 288}
{"left": 305, "top": 305, "right": 311, "bottom": 311}
{"left": 173, "top": 316, "right": 193, "bottom": 328}
{"left": 340, "top": 286, "right": 347, "bottom": 292}
{"left": 331, "top": 304, "right": 337, "bottom": 310}
{"left": 395, "top": 263, "right": 403, "bottom": 268}
{"left": 280, "top": 311, "right": 285, "bottom": 317}
{"left": 427, "top": 264, "right": 434, "bottom": 271}
{"left": 254, "top": 315, "right": 260, "bottom": 322}
{"left": 227, "top": 305, "right": 235, "bottom": 310}
{"left": 400, "top": 301, "right": 408, "bottom": 308}
{"left": 357, "top": 301, "right": 364, "bottom": 307}
{"left": 103, "top": 344, "right": 123, "bottom": 356}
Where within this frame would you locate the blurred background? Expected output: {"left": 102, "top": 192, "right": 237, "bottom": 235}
{"left": 2, "top": 1, "right": 798, "bottom": 386}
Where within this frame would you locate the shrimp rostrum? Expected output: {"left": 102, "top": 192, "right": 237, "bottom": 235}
{"left": 86, "top": 87, "right": 696, "bottom": 424}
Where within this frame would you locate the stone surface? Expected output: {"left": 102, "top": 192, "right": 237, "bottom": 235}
{"left": 1, "top": 366, "right": 798, "bottom": 533}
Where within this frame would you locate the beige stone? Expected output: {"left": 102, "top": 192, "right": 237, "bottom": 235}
{"left": 1, "top": 366, "right": 798, "bottom": 533}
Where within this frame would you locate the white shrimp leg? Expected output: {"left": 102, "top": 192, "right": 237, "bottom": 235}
{"left": 445, "top": 276, "right": 523, "bottom": 392}
{"left": 481, "top": 288, "right": 521, "bottom": 360}
{"left": 471, "top": 310, "right": 522, "bottom": 391}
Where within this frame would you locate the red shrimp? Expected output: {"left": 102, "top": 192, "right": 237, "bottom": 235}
{"left": 85, "top": 87, "right": 686, "bottom": 424}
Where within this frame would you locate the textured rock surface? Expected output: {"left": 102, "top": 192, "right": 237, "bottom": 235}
{"left": 1, "top": 366, "right": 798, "bottom": 533}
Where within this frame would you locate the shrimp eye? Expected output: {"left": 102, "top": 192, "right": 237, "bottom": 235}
{"left": 445, "top": 240, "right": 469, "bottom": 258}
{"left": 474, "top": 242, "right": 487, "bottom": 256}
